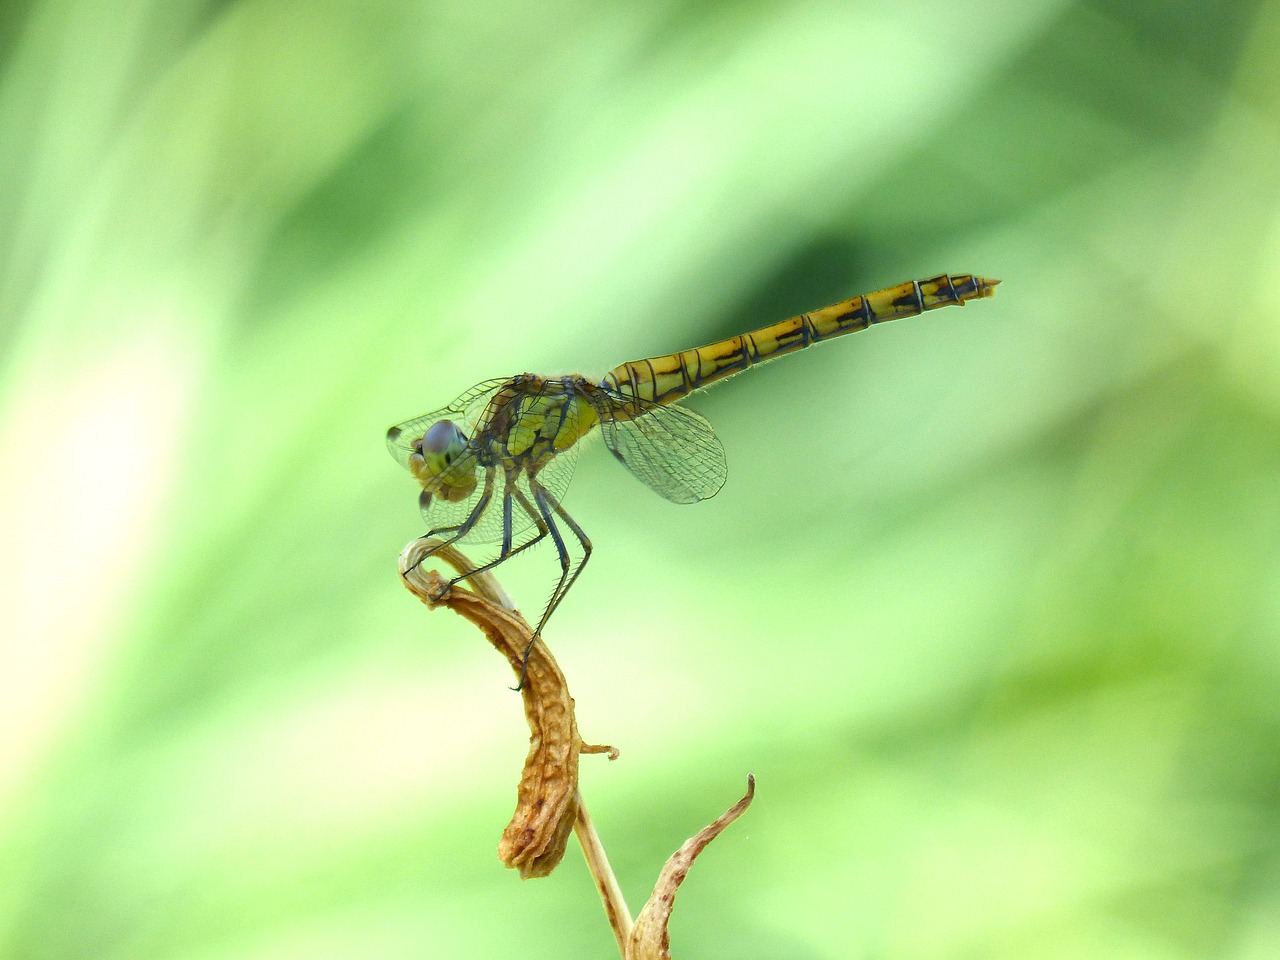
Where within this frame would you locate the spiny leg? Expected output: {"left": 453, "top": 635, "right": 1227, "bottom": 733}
{"left": 406, "top": 469, "right": 496, "bottom": 578}
{"left": 537, "top": 482, "right": 593, "bottom": 636}
{"left": 512, "top": 475, "right": 593, "bottom": 691}
{"left": 442, "top": 469, "right": 516, "bottom": 588}
{"left": 447, "top": 474, "right": 550, "bottom": 588}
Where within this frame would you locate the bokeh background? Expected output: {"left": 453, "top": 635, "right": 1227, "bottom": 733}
{"left": 2, "top": 0, "right": 1279, "bottom": 957}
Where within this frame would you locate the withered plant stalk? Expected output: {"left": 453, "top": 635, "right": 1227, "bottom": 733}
{"left": 399, "top": 538, "right": 753, "bottom": 959}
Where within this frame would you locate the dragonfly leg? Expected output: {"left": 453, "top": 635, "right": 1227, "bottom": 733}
{"left": 445, "top": 479, "right": 550, "bottom": 587}
{"left": 539, "top": 485, "right": 592, "bottom": 634}
{"left": 444, "top": 472, "right": 518, "bottom": 586}
{"left": 406, "top": 470, "right": 496, "bottom": 577}
{"left": 511, "top": 476, "right": 593, "bottom": 691}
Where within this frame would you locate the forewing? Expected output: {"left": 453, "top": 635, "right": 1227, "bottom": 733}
{"left": 416, "top": 447, "right": 506, "bottom": 544}
{"left": 385, "top": 378, "right": 508, "bottom": 469}
{"left": 386, "top": 408, "right": 451, "bottom": 471}
{"left": 528, "top": 433, "right": 579, "bottom": 504}
{"left": 388, "top": 379, "right": 499, "bottom": 543}
{"left": 600, "top": 397, "right": 726, "bottom": 504}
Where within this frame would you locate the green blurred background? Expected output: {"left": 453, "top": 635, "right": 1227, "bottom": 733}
{"left": 2, "top": 0, "right": 1279, "bottom": 957}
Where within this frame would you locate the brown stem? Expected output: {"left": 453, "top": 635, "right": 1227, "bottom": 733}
{"left": 573, "top": 792, "right": 634, "bottom": 955}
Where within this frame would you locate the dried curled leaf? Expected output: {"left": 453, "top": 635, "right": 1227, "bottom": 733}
{"left": 626, "top": 776, "right": 756, "bottom": 960}
{"left": 399, "top": 539, "right": 614, "bottom": 878}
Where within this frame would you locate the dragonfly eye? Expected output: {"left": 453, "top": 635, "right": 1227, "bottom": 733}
{"left": 421, "top": 420, "right": 467, "bottom": 474}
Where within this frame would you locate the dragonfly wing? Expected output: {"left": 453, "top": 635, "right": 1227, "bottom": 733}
{"left": 390, "top": 379, "right": 524, "bottom": 544}
{"left": 497, "top": 379, "right": 585, "bottom": 537}
{"left": 415, "top": 445, "right": 496, "bottom": 541}
{"left": 526, "top": 434, "right": 579, "bottom": 502}
{"left": 421, "top": 435, "right": 581, "bottom": 548}
{"left": 385, "top": 377, "right": 509, "bottom": 469}
{"left": 391, "top": 377, "right": 584, "bottom": 544}
{"left": 600, "top": 397, "right": 726, "bottom": 504}
{"left": 386, "top": 409, "right": 446, "bottom": 471}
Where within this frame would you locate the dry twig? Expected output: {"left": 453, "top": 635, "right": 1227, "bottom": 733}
{"left": 398, "top": 538, "right": 754, "bottom": 957}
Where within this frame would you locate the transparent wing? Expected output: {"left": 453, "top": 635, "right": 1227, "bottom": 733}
{"left": 446, "top": 376, "right": 585, "bottom": 543}
{"left": 389, "top": 377, "right": 583, "bottom": 545}
{"left": 526, "top": 417, "right": 580, "bottom": 505}
{"left": 416, "top": 441, "right": 581, "bottom": 545}
{"left": 598, "top": 393, "right": 726, "bottom": 504}
{"left": 412, "top": 443, "right": 493, "bottom": 538}
{"left": 385, "top": 377, "right": 509, "bottom": 470}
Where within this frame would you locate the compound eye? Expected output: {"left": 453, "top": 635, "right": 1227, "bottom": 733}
{"left": 423, "top": 419, "right": 466, "bottom": 464}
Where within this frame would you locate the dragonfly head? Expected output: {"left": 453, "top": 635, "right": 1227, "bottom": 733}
{"left": 410, "top": 419, "right": 475, "bottom": 502}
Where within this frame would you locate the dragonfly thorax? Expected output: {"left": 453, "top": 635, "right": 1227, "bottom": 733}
{"left": 480, "top": 375, "right": 601, "bottom": 467}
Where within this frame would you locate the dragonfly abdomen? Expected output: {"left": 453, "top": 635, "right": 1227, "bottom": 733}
{"left": 601, "top": 274, "right": 998, "bottom": 407}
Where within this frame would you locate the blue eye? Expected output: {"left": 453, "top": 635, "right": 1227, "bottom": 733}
{"left": 423, "top": 419, "right": 465, "bottom": 454}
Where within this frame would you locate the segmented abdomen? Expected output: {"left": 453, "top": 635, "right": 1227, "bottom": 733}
{"left": 601, "top": 274, "right": 998, "bottom": 407}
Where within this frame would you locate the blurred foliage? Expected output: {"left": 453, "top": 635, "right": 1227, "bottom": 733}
{"left": 2, "top": 0, "right": 1279, "bottom": 957}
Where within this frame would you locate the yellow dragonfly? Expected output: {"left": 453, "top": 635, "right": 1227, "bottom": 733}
{"left": 389, "top": 273, "right": 998, "bottom": 664}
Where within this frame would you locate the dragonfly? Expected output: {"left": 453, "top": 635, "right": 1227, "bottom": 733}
{"left": 389, "top": 273, "right": 998, "bottom": 675}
